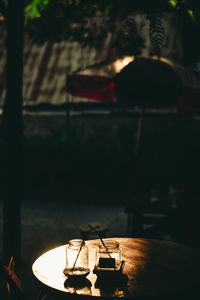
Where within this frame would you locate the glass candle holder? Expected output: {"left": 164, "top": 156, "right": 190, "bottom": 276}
{"left": 65, "top": 239, "right": 89, "bottom": 277}
{"left": 96, "top": 240, "right": 122, "bottom": 269}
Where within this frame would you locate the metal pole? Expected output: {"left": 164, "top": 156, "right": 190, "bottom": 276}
{"left": 2, "top": 0, "right": 24, "bottom": 266}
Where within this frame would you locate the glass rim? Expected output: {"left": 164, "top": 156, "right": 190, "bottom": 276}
{"left": 98, "top": 239, "right": 119, "bottom": 249}
{"left": 68, "top": 239, "right": 85, "bottom": 246}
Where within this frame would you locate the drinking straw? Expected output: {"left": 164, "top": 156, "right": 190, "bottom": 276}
{"left": 88, "top": 224, "right": 111, "bottom": 258}
{"left": 72, "top": 239, "right": 85, "bottom": 272}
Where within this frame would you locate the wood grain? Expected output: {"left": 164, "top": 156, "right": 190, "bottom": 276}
{"left": 32, "top": 238, "right": 200, "bottom": 299}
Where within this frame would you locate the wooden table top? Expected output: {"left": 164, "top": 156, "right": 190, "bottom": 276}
{"left": 32, "top": 238, "right": 200, "bottom": 299}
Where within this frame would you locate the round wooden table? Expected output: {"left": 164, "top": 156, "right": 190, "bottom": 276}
{"left": 32, "top": 238, "right": 200, "bottom": 299}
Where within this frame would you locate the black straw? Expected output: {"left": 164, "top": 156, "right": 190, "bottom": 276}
{"left": 88, "top": 224, "right": 111, "bottom": 258}
{"left": 72, "top": 239, "right": 85, "bottom": 272}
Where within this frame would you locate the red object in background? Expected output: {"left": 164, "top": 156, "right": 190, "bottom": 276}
{"left": 177, "top": 88, "right": 200, "bottom": 112}
{"left": 66, "top": 69, "right": 200, "bottom": 113}
{"left": 66, "top": 74, "right": 115, "bottom": 102}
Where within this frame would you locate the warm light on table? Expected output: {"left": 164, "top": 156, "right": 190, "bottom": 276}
{"left": 32, "top": 238, "right": 200, "bottom": 299}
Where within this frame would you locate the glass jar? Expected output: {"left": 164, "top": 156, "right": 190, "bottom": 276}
{"left": 96, "top": 240, "right": 122, "bottom": 269}
{"left": 65, "top": 239, "right": 89, "bottom": 276}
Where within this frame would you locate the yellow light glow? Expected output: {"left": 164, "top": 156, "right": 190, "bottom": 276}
{"left": 113, "top": 56, "right": 134, "bottom": 73}
{"left": 78, "top": 56, "right": 134, "bottom": 77}
{"left": 147, "top": 55, "right": 175, "bottom": 69}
